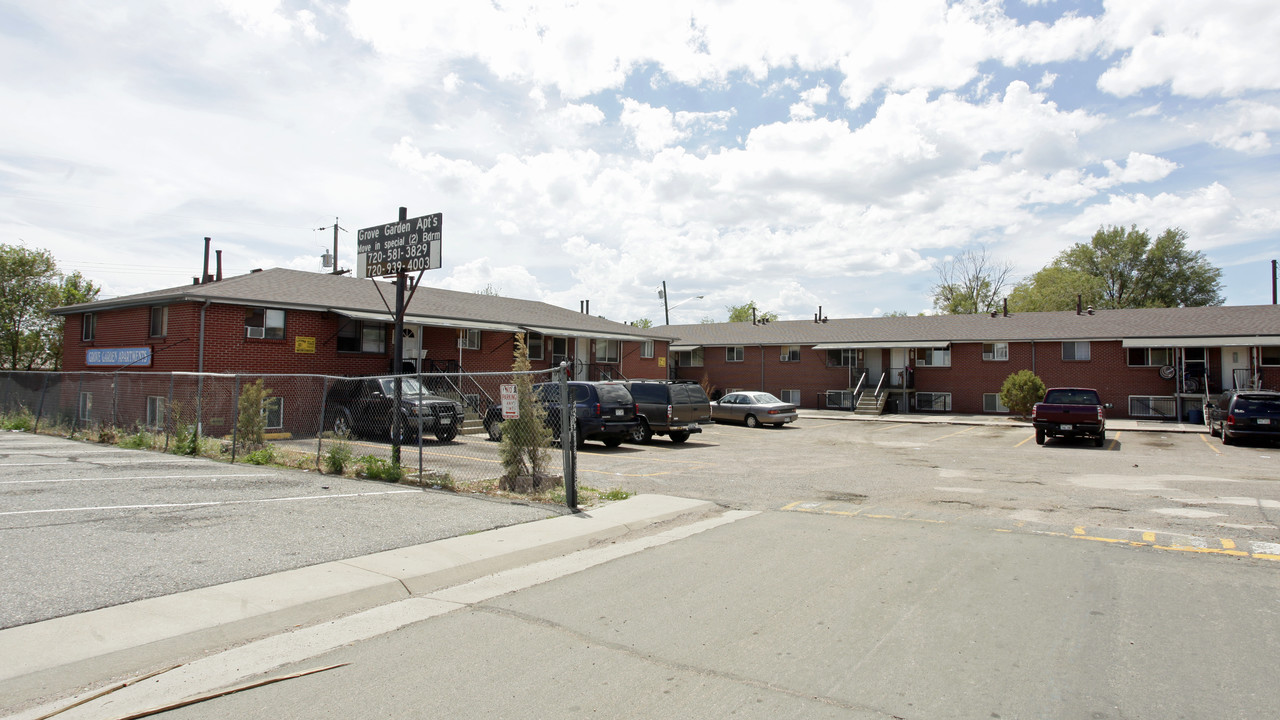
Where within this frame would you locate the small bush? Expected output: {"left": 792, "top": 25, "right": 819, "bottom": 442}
{"left": 172, "top": 423, "right": 201, "bottom": 456}
{"left": 243, "top": 445, "right": 278, "bottom": 465}
{"left": 118, "top": 429, "right": 158, "bottom": 450}
{"left": 1000, "top": 370, "right": 1046, "bottom": 418}
{"left": 357, "top": 455, "right": 404, "bottom": 482}
{"left": 95, "top": 425, "right": 119, "bottom": 444}
{"left": 322, "top": 437, "right": 355, "bottom": 474}
{"left": 0, "top": 408, "right": 35, "bottom": 431}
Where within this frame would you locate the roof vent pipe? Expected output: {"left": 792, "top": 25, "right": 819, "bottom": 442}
{"left": 1076, "top": 294, "right": 1082, "bottom": 315}
{"left": 215, "top": 250, "right": 223, "bottom": 282}
{"left": 1003, "top": 298, "right": 1008, "bottom": 318}
{"left": 202, "top": 237, "right": 212, "bottom": 284}
{"left": 1087, "top": 306, "right": 1095, "bottom": 316}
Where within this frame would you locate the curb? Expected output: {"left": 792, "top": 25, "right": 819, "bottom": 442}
{"left": 0, "top": 494, "right": 714, "bottom": 711}
{"left": 797, "top": 411, "right": 1209, "bottom": 434}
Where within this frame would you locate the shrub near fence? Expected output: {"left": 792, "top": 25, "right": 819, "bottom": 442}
{"left": 0, "top": 369, "right": 578, "bottom": 506}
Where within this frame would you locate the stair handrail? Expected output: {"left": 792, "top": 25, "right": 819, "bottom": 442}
{"left": 852, "top": 371, "right": 866, "bottom": 405}
{"left": 874, "top": 370, "right": 887, "bottom": 398}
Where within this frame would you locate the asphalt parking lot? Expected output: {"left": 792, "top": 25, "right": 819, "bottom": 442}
{"left": 0, "top": 432, "right": 558, "bottom": 630}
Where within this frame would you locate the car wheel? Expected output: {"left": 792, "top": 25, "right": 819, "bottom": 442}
{"left": 603, "top": 437, "right": 624, "bottom": 448}
{"left": 1221, "top": 427, "right": 1233, "bottom": 446}
{"left": 389, "top": 414, "right": 418, "bottom": 444}
{"left": 1208, "top": 420, "right": 1218, "bottom": 438}
{"left": 331, "top": 410, "right": 353, "bottom": 438}
{"left": 1035, "top": 428, "right": 1045, "bottom": 445}
{"left": 575, "top": 423, "right": 587, "bottom": 449}
{"left": 631, "top": 420, "right": 653, "bottom": 444}
{"left": 1094, "top": 433, "right": 1105, "bottom": 447}
{"left": 668, "top": 430, "right": 690, "bottom": 444}
{"left": 744, "top": 414, "right": 760, "bottom": 428}
{"left": 486, "top": 417, "right": 503, "bottom": 442}
{"left": 435, "top": 425, "right": 458, "bottom": 442}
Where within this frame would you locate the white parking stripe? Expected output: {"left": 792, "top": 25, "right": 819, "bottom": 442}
{"left": 0, "top": 490, "right": 420, "bottom": 517}
{"left": 0, "top": 473, "right": 277, "bottom": 485}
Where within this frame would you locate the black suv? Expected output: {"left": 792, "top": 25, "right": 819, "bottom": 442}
{"left": 1207, "top": 389, "right": 1280, "bottom": 445}
{"left": 325, "top": 376, "right": 465, "bottom": 443}
{"left": 622, "top": 380, "right": 712, "bottom": 443}
{"left": 484, "top": 381, "right": 639, "bottom": 448}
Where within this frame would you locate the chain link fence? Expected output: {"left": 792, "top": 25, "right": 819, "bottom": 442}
{"left": 0, "top": 369, "right": 578, "bottom": 507}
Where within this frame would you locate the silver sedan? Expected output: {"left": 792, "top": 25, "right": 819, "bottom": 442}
{"left": 711, "top": 392, "right": 798, "bottom": 428}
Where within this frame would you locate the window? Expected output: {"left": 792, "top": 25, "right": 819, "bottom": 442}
{"left": 527, "top": 332, "right": 544, "bottom": 360}
{"left": 146, "top": 396, "right": 165, "bottom": 429}
{"left": 82, "top": 313, "right": 95, "bottom": 341}
{"left": 551, "top": 337, "right": 568, "bottom": 364}
{"left": 79, "top": 392, "right": 92, "bottom": 421}
{"left": 640, "top": 340, "right": 654, "bottom": 359}
{"left": 780, "top": 389, "right": 801, "bottom": 404}
{"left": 245, "top": 308, "right": 285, "bottom": 339}
{"left": 826, "top": 349, "right": 855, "bottom": 367}
{"left": 149, "top": 306, "right": 168, "bottom": 337}
{"left": 1262, "top": 347, "right": 1280, "bottom": 366}
{"left": 726, "top": 346, "right": 744, "bottom": 362}
{"left": 459, "top": 329, "right": 481, "bottom": 350}
{"left": 595, "top": 339, "right": 620, "bottom": 363}
{"left": 1062, "top": 341, "right": 1091, "bottom": 361}
{"left": 780, "top": 346, "right": 801, "bottom": 362}
{"left": 982, "top": 343, "right": 1008, "bottom": 361}
{"left": 917, "top": 348, "right": 950, "bottom": 367}
{"left": 1129, "top": 395, "right": 1176, "bottom": 418}
{"left": 337, "top": 320, "right": 386, "bottom": 353}
{"left": 983, "top": 393, "right": 1009, "bottom": 413}
{"left": 1127, "top": 347, "right": 1173, "bottom": 367}
{"left": 676, "top": 348, "right": 704, "bottom": 367}
{"left": 915, "top": 392, "right": 952, "bottom": 411}
{"left": 262, "top": 397, "right": 283, "bottom": 430}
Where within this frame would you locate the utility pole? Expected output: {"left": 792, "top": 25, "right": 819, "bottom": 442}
{"left": 317, "top": 218, "right": 350, "bottom": 275}
{"left": 661, "top": 281, "right": 669, "bottom": 325}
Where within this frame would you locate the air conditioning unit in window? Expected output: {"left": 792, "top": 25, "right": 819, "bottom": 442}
{"left": 246, "top": 326, "right": 265, "bottom": 339}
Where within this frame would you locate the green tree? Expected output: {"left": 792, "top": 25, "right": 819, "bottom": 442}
{"left": 633, "top": 317, "right": 654, "bottom": 328}
{"left": 235, "top": 378, "right": 271, "bottom": 448}
{"left": 727, "top": 301, "right": 778, "bottom": 323}
{"left": 1052, "top": 225, "right": 1223, "bottom": 309}
{"left": 0, "top": 244, "right": 99, "bottom": 370}
{"left": 930, "top": 247, "right": 1014, "bottom": 314}
{"left": 1000, "top": 370, "right": 1046, "bottom": 418}
{"left": 1006, "top": 266, "right": 1105, "bottom": 313}
{"left": 498, "top": 333, "right": 554, "bottom": 492}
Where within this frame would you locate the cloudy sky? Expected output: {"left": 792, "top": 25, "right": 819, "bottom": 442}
{"left": 2, "top": 0, "right": 1277, "bottom": 324}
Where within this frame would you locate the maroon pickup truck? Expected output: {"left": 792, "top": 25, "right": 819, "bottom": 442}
{"left": 1032, "top": 387, "right": 1113, "bottom": 446}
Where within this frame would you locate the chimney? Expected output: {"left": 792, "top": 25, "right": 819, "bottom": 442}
{"left": 1076, "top": 294, "right": 1082, "bottom": 315}
{"left": 586, "top": 300, "right": 590, "bottom": 315}
{"left": 1002, "top": 298, "right": 1008, "bottom": 318}
{"left": 215, "top": 250, "right": 223, "bottom": 282}
{"left": 202, "top": 237, "right": 212, "bottom": 284}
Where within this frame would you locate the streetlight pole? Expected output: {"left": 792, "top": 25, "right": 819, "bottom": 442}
{"left": 660, "top": 282, "right": 704, "bottom": 325}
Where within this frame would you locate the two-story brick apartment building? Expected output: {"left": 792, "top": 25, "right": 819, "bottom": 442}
{"left": 665, "top": 305, "right": 1280, "bottom": 421}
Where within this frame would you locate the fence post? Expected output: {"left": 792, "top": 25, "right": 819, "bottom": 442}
{"left": 1, "top": 372, "right": 10, "bottom": 413}
{"left": 71, "top": 373, "right": 84, "bottom": 436}
{"left": 558, "top": 363, "right": 577, "bottom": 510}
{"left": 34, "top": 374, "right": 50, "bottom": 434}
{"left": 317, "top": 376, "right": 328, "bottom": 471}
{"left": 165, "top": 373, "right": 174, "bottom": 452}
{"left": 417, "top": 370, "right": 424, "bottom": 481}
{"left": 230, "top": 374, "right": 240, "bottom": 464}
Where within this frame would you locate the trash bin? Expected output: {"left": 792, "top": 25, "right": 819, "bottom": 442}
{"left": 1187, "top": 408, "right": 1202, "bottom": 425}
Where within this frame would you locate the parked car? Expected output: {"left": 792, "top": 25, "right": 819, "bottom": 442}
{"left": 483, "top": 381, "right": 640, "bottom": 448}
{"left": 710, "top": 391, "right": 798, "bottom": 428}
{"left": 325, "top": 376, "right": 465, "bottom": 443}
{"left": 1031, "top": 387, "right": 1111, "bottom": 446}
{"left": 1207, "top": 389, "right": 1280, "bottom": 445}
{"left": 622, "top": 380, "right": 712, "bottom": 443}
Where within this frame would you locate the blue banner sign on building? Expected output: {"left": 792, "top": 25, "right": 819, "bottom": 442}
{"left": 86, "top": 347, "right": 153, "bottom": 367}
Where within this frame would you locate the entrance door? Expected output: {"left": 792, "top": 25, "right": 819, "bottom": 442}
{"left": 1221, "top": 347, "right": 1250, "bottom": 390}
{"left": 864, "top": 348, "right": 883, "bottom": 388}
{"left": 574, "top": 338, "right": 590, "bottom": 380}
{"left": 889, "top": 348, "right": 907, "bottom": 388}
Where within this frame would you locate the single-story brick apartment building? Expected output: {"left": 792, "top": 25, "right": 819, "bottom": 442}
{"left": 665, "top": 305, "right": 1280, "bottom": 421}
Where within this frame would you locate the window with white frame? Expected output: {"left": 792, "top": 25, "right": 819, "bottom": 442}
{"left": 780, "top": 389, "right": 801, "bottom": 404}
{"left": 826, "top": 349, "right": 855, "bottom": 367}
{"left": 982, "top": 343, "right": 1008, "bottom": 361}
{"left": 262, "top": 396, "right": 283, "bottom": 430}
{"left": 146, "top": 396, "right": 165, "bottom": 428}
{"left": 640, "top": 340, "right": 654, "bottom": 359}
{"left": 82, "top": 313, "right": 96, "bottom": 341}
{"left": 917, "top": 347, "right": 950, "bottom": 367}
{"left": 983, "top": 393, "right": 1009, "bottom": 413}
{"left": 780, "top": 346, "right": 801, "bottom": 362}
{"left": 1127, "top": 347, "right": 1173, "bottom": 367}
{"left": 149, "top": 306, "right": 168, "bottom": 337}
{"left": 915, "top": 392, "right": 952, "bottom": 411}
{"left": 726, "top": 346, "right": 744, "bottom": 362}
{"left": 526, "top": 332, "right": 544, "bottom": 360}
{"left": 79, "top": 392, "right": 92, "bottom": 421}
{"left": 245, "top": 308, "right": 285, "bottom": 339}
{"left": 1062, "top": 341, "right": 1091, "bottom": 361}
{"left": 459, "top": 328, "right": 481, "bottom": 350}
{"left": 1129, "top": 395, "right": 1176, "bottom": 419}
{"left": 595, "top": 339, "right": 620, "bottom": 363}
{"left": 675, "top": 348, "right": 703, "bottom": 367}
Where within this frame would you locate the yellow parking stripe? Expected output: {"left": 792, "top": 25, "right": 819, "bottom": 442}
{"left": 1199, "top": 433, "right": 1222, "bottom": 454}
{"left": 931, "top": 426, "right": 978, "bottom": 442}
{"left": 1142, "top": 532, "right": 1156, "bottom": 543}
{"left": 1014, "top": 433, "right": 1035, "bottom": 448}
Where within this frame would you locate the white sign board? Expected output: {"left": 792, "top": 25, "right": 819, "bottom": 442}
{"left": 500, "top": 384, "right": 519, "bottom": 419}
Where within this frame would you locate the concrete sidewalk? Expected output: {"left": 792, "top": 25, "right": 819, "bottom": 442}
{"left": 0, "top": 494, "right": 715, "bottom": 713}
{"left": 798, "top": 408, "right": 1209, "bottom": 434}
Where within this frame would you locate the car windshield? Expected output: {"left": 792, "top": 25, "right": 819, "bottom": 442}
{"left": 749, "top": 393, "right": 783, "bottom": 404}
{"left": 378, "top": 378, "right": 429, "bottom": 396}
